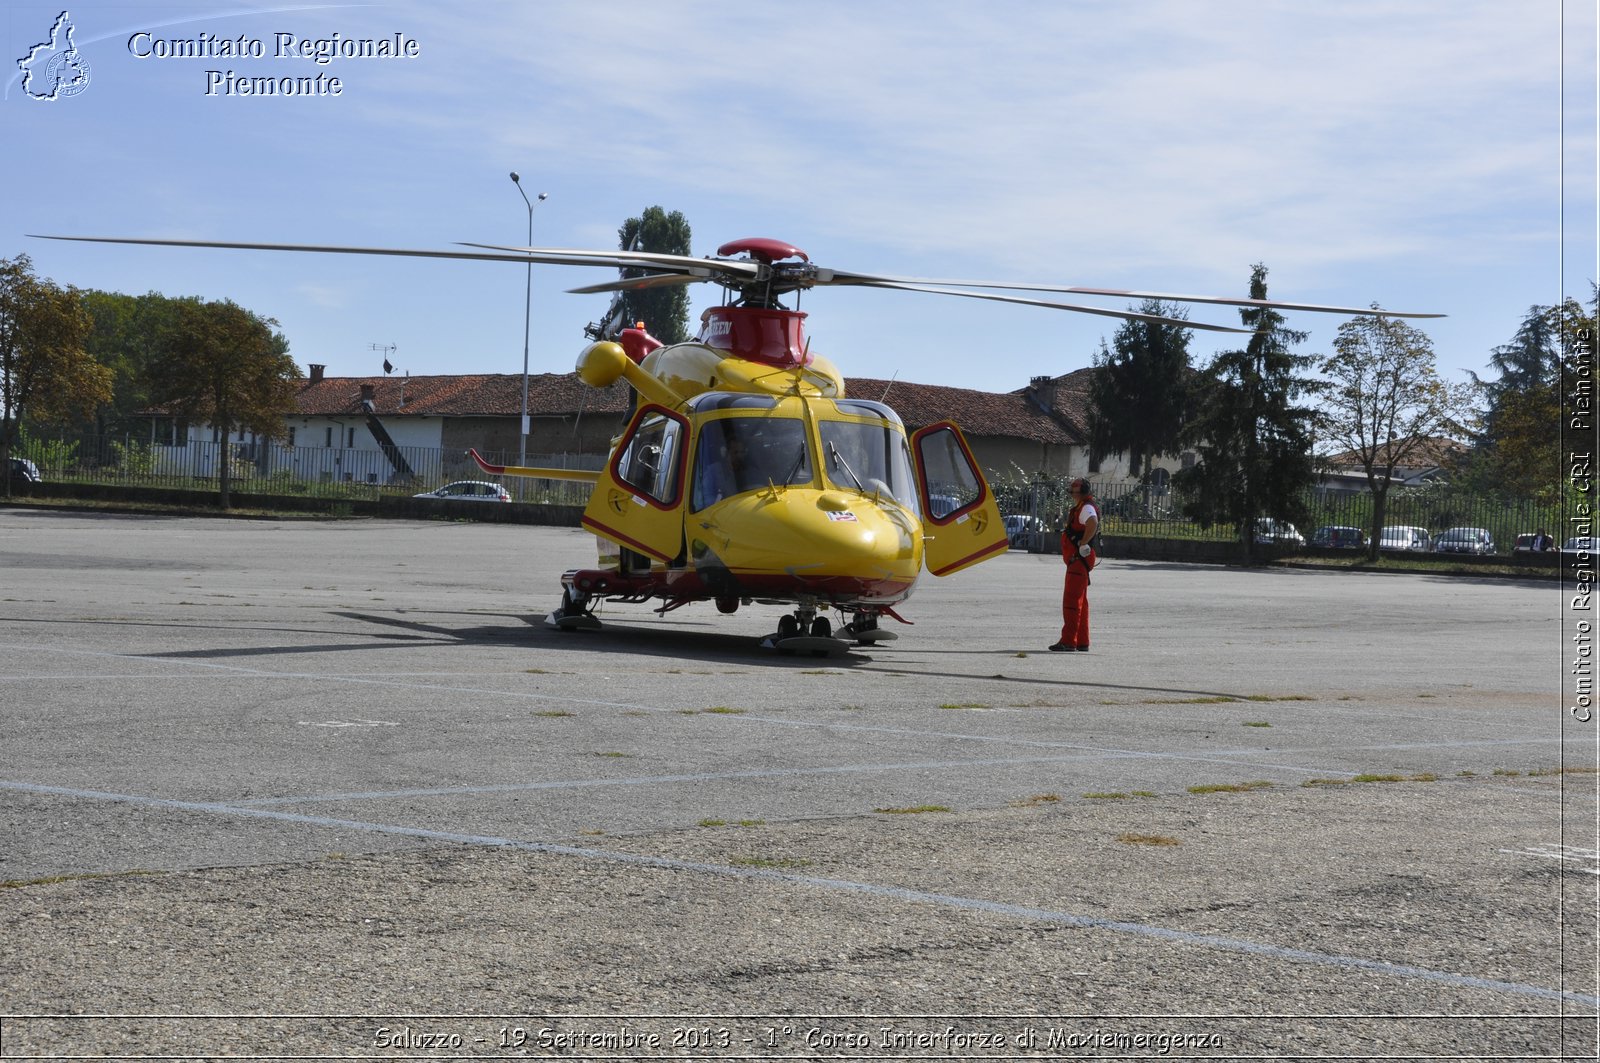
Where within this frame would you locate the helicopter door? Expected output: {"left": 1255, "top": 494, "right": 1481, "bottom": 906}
{"left": 581, "top": 404, "right": 689, "bottom": 566}
{"left": 909, "top": 421, "right": 1010, "bottom": 576}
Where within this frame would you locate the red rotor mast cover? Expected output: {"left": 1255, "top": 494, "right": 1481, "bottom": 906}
{"left": 715, "top": 237, "right": 808, "bottom": 263}
{"left": 698, "top": 305, "right": 810, "bottom": 369}
{"left": 702, "top": 239, "right": 812, "bottom": 367}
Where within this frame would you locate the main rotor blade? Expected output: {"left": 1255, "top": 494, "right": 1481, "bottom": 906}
{"left": 567, "top": 273, "right": 708, "bottom": 295}
{"left": 826, "top": 270, "right": 1444, "bottom": 319}
{"left": 854, "top": 280, "right": 1253, "bottom": 333}
{"left": 459, "top": 242, "right": 764, "bottom": 278}
{"left": 31, "top": 234, "right": 648, "bottom": 269}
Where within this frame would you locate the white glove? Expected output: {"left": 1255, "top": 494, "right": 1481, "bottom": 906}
{"left": 1078, "top": 544, "right": 1091, "bottom": 557}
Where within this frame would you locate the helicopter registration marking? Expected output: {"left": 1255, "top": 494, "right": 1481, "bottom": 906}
{"left": 826, "top": 511, "right": 858, "bottom": 522}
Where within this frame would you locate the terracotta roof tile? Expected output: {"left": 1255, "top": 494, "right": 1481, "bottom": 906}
{"left": 846, "top": 377, "right": 1078, "bottom": 445}
{"left": 295, "top": 373, "right": 631, "bottom": 417}
{"left": 293, "top": 371, "right": 1076, "bottom": 444}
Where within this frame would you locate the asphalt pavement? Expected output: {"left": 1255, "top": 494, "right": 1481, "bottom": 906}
{"left": 0, "top": 509, "right": 1595, "bottom": 1060}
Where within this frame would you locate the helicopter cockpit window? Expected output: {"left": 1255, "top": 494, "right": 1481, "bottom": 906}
{"left": 688, "top": 392, "right": 780, "bottom": 414}
{"left": 692, "top": 416, "right": 812, "bottom": 510}
{"left": 615, "top": 412, "right": 685, "bottom": 506}
{"left": 817, "top": 419, "right": 917, "bottom": 509}
{"left": 914, "top": 427, "right": 983, "bottom": 521}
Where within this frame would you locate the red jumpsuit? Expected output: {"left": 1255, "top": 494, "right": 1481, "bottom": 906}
{"left": 1059, "top": 500, "right": 1097, "bottom": 650}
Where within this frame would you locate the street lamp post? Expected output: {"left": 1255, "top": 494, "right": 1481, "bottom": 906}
{"left": 509, "top": 173, "right": 547, "bottom": 481}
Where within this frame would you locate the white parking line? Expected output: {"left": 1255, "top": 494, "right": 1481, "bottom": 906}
{"left": 2, "top": 778, "right": 1593, "bottom": 1009}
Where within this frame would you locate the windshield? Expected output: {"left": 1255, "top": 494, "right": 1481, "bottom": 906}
{"left": 818, "top": 419, "right": 917, "bottom": 509}
{"left": 691, "top": 416, "right": 812, "bottom": 510}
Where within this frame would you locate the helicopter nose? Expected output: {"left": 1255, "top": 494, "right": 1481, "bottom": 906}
{"left": 694, "top": 490, "right": 920, "bottom": 591}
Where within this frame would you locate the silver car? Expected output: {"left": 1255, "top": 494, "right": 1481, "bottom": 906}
{"left": 1433, "top": 527, "right": 1495, "bottom": 555}
{"left": 413, "top": 480, "right": 511, "bottom": 502}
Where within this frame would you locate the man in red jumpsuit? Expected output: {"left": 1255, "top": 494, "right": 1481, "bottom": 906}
{"left": 1051, "top": 477, "right": 1098, "bottom": 652}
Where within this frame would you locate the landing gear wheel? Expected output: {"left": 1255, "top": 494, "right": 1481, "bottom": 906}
{"left": 844, "top": 611, "right": 897, "bottom": 644}
{"left": 808, "top": 615, "right": 832, "bottom": 656}
{"left": 777, "top": 615, "right": 800, "bottom": 638}
{"left": 547, "top": 586, "right": 602, "bottom": 631}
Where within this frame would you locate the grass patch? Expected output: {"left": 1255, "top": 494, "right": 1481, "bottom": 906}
{"left": 1130, "top": 790, "right": 1158, "bottom": 798}
{"left": 1, "top": 869, "right": 161, "bottom": 890}
{"left": 874, "top": 804, "right": 951, "bottom": 815}
{"left": 730, "top": 856, "right": 811, "bottom": 869}
{"left": 1010, "top": 793, "right": 1060, "bottom": 807}
{"left": 1305, "top": 772, "right": 1439, "bottom": 787}
{"left": 1243, "top": 721, "right": 1272, "bottom": 728}
{"left": 703, "top": 706, "right": 746, "bottom": 715}
{"left": 533, "top": 709, "right": 574, "bottom": 718}
{"left": 592, "top": 751, "right": 635, "bottom": 758}
{"left": 939, "top": 702, "right": 990, "bottom": 710}
{"left": 1188, "top": 780, "right": 1273, "bottom": 794}
{"left": 698, "top": 819, "right": 726, "bottom": 827}
{"left": 1151, "top": 696, "right": 1237, "bottom": 705}
{"left": 1493, "top": 768, "right": 1521, "bottom": 777}
{"left": 1117, "top": 833, "right": 1180, "bottom": 846}
{"left": 1083, "top": 791, "right": 1129, "bottom": 800}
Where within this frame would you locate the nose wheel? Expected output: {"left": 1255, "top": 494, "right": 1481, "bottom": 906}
{"left": 761, "top": 603, "right": 849, "bottom": 655}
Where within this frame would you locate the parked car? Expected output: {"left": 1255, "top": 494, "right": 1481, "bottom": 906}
{"left": 925, "top": 493, "right": 962, "bottom": 519}
{"left": 1433, "top": 527, "right": 1495, "bottom": 555}
{"left": 1563, "top": 536, "right": 1594, "bottom": 555}
{"left": 1252, "top": 518, "right": 1304, "bottom": 546}
{"left": 413, "top": 480, "right": 511, "bottom": 502}
{"left": 1379, "top": 525, "right": 1431, "bottom": 552}
{"left": 1003, "top": 513, "right": 1048, "bottom": 547}
{"left": 7, "top": 457, "right": 41, "bottom": 493}
{"left": 1512, "top": 532, "right": 1556, "bottom": 553}
{"left": 1310, "top": 525, "right": 1365, "bottom": 549}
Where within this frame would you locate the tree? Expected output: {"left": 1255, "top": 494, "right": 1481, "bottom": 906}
{"left": 1455, "top": 295, "right": 1594, "bottom": 501}
{"left": 0, "top": 254, "right": 111, "bottom": 496}
{"left": 617, "top": 207, "right": 693, "bottom": 343}
{"left": 1175, "top": 264, "right": 1321, "bottom": 560}
{"left": 144, "top": 298, "right": 300, "bottom": 508}
{"left": 1318, "top": 314, "right": 1468, "bottom": 560}
{"left": 1087, "top": 300, "right": 1194, "bottom": 480}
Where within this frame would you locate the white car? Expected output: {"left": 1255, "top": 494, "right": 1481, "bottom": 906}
{"left": 414, "top": 480, "right": 511, "bottom": 502}
{"left": 1252, "top": 518, "right": 1304, "bottom": 546}
{"left": 1379, "top": 525, "right": 1431, "bottom": 552}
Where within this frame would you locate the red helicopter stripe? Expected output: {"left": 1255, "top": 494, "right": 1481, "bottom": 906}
{"left": 579, "top": 517, "right": 676, "bottom": 564}
{"left": 927, "top": 538, "right": 1010, "bottom": 578}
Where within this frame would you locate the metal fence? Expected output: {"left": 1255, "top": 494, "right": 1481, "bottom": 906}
{"left": 12, "top": 434, "right": 1562, "bottom": 551}
{"left": 13, "top": 434, "right": 599, "bottom": 507}
{"left": 992, "top": 477, "right": 1561, "bottom": 555}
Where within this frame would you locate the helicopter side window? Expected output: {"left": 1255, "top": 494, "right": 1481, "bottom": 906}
{"left": 914, "top": 426, "right": 983, "bottom": 521}
{"left": 692, "top": 416, "right": 812, "bottom": 510}
{"left": 615, "top": 412, "right": 685, "bottom": 506}
{"left": 817, "top": 419, "right": 916, "bottom": 509}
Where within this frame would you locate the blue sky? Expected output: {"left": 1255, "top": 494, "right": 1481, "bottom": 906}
{"left": 3, "top": 1, "right": 1595, "bottom": 393}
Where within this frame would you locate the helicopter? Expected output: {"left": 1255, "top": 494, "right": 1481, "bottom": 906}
{"left": 35, "top": 231, "right": 1442, "bottom": 653}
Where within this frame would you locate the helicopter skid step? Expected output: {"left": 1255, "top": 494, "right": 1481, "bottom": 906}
{"left": 546, "top": 609, "right": 603, "bottom": 631}
{"left": 759, "top": 633, "right": 853, "bottom": 656}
